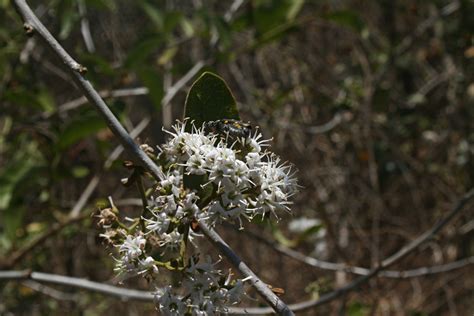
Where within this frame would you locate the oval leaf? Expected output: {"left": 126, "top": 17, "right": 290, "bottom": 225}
{"left": 184, "top": 72, "right": 239, "bottom": 127}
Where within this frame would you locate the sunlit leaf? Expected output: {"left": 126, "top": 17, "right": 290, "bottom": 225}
{"left": 158, "top": 46, "right": 178, "bottom": 65}
{"left": 37, "top": 88, "right": 56, "bottom": 114}
{"left": 72, "top": 166, "right": 90, "bottom": 178}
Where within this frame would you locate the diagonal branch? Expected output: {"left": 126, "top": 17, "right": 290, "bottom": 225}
{"left": 199, "top": 224, "right": 294, "bottom": 315}
{"left": 11, "top": 1, "right": 293, "bottom": 314}
{"left": 228, "top": 187, "right": 474, "bottom": 314}
{"left": 242, "top": 224, "right": 474, "bottom": 278}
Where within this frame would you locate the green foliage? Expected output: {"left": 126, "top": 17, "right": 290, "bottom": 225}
{"left": 347, "top": 302, "right": 370, "bottom": 316}
{"left": 0, "top": 142, "right": 44, "bottom": 243}
{"left": 184, "top": 71, "right": 240, "bottom": 126}
{"left": 57, "top": 114, "right": 106, "bottom": 150}
{"left": 137, "top": 67, "right": 164, "bottom": 111}
{"left": 323, "top": 10, "right": 366, "bottom": 32}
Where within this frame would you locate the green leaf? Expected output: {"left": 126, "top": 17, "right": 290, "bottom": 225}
{"left": 251, "top": 21, "right": 299, "bottom": 49}
{"left": 184, "top": 72, "right": 239, "bottom": 127}
{"left": 57, "top": 115, "right": 106, "bottom": 150}
{"left": 286, "top": 0, "right": 305, "bottom": 21}
{"left": 158, "top": 46, "right": 178, "bottom": 65}
{"left": 0, "top": 142, "right": 43, "bottom": 241}
{"left": 72, "top": 166, "right": 90, "bottom": 178}
{"left": 252, "top": 0, "right": 304, "bottom": 33}
{"left": 3, "top": 206, "right": 26, "bottom": 241}
{"left": 124, "top": 37, "right": 162, "bottom": 69}
{"left": 137, "top": 67, "right": 164, "bottom": 111}
{"left": 58, "top": 2, "right": 79, "bottom": 40}
{"left": 348, "top": 301, "right": 370, "bottom": 316}
{"left": 37, "top": 88, "right": 56, "bottom": 114}
{"left": 180, "top": 18, "right": 195, "bottom": 37}
{"left": 323, "top": 10, "right": 365, "bottom": 33}
{"left": 139, "top": 1, "right": 164, "bottom": 29}
{"left": 0, "top": 152, "right": 37, "bottom": 210}
{"left": 0, "top": 0, "right": 9, "bottom": 8}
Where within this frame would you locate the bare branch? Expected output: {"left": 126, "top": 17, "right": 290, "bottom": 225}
{"left": 242, "top": 229, "right": 474, "bottom": 278}
{"left": 77, "top": 0, "right": 95, "bottom": 53}
{"left": 21, "top": 280, "right": 79, "bottom": 301}
{"left": 0, "top": 270, "right": 154, "bottom": 301}
{"left": 56, "top": 87, "right": 149, "bottom": 116}
{"left": 228, "top": 187, "right": 474, "bottom": 314}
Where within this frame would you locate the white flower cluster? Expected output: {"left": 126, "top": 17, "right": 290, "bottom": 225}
{"left": 101, "top": 119, "right": 298, "bottom": 315}
{"left": 155, "top": 120, "right": 298, "bottom": 226}
{"left": 156, "top": 257, "right": 243, "bottom": 315}
{"left": 113, "top": 234, "right": 159, "bottom": 276}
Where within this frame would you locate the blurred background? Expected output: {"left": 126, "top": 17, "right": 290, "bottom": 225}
{"left": 0, "top": 0, "right": 473, "bottom": 315}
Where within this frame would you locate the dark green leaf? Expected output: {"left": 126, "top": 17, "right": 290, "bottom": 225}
{"left": 323, "top": 10, "right": 365, "bottom": 33}
{"left": 137, "top": 67, "right": 164, "bottom": 111}
{"left": 3, "top": 206, "right": 26, "bottom": 241}
{"left": 57, "top": 115, "right": 106, "bottom": 150}
{"left": 184, "top": 72, "right": 239, "bottom": 127}
{"left": 0, "top": 151, "right": 37, "bottom": 210}
{"left": 124, "top": 37, "right": 162, "bottom": 69}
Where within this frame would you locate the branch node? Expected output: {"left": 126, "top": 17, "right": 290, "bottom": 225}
{"left": 23, "top": 23, "right": 34, "bottom": 36}
{"left": 73, "top": 63, "right": 88, "bottom": 75}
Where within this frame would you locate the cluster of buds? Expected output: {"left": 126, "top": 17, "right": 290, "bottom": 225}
{"left": 98, "top": 120, "right": 298, "bottom": 314}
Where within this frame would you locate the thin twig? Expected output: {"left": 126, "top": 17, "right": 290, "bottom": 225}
{"left": 69, "top": 175, "right": 100, "bottom": 218}
{"left": 21, "top": 280, "right": 79, "bottom": 301}
{"left": 395, "top": 1, "right": 460, "bottom": 56}
{"left": 243, "top": 228, "right": 474, "bottom": 278}
{"left": 12, "top": 2, "right": 293, "bottom": 314}
{"left": 136, "top": 175, "right": 149, "bottom": 231}
{"left": 0, "top": 270, "right": 155, "bottom": 301}
{"left": 161, "top": 60, "right": 206, "bottom": 107}
{"left": 56, "top": 87, "right": 149, "bottom": 116}
{"left": 227, "top": 187, "right": 474, "bottom": 314}
{"left": 77, "top": 0, "right": 95, "bottom": 53}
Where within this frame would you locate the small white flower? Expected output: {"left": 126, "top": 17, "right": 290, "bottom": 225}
{"left": 155, "top": 286, "right": 186, "bottom": 316}
{"left": 159, "top": 231, "right": 182, "bottom": 253}
{"left": 245, "top": 152, "right": 262, "bottom": 169}
{"left": 186, "top": 153, "right": 207, "bottom": 175}
{"left": 241, "top": 131, "right": 270, "bottom": 153}
{"left": 152, "top": 194, "right": 178, "bottom": 215}
{"left": 145, "top": 211, "right": 170, "bottom": 235}
{"left": 159, "top": 170, "right": 183, "bottom": 197}
{"left": 118, "top": 234, "right": 146, "bottom": 260}
{"left": 181, "top": 192, "right": 200, "bottom": 215}
{"left": 139, "top": 256, "right": 159, "bottom": 275}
